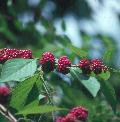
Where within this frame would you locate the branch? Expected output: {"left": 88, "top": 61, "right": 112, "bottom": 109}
{"left": 0, "top": 104, "right": 17, "bottom": 122}
{"left": 39, "top": 71, "right": 55, "bottom": 121}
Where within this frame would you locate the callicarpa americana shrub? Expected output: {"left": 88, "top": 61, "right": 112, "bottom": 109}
{"left": 0, "top": 48, "right": 116, "bottom": 122}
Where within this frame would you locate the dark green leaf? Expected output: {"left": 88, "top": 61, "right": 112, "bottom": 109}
{"left": 99, "top": 80, "right": 117, "bottom": 113}
{"left": 10, "top": 75, "right": 39, "bottom": 110}
{"left": 17, "top": 100, "right": 67, "bottom": 115}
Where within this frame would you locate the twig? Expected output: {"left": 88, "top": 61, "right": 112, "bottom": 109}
{"left": 71, "top": 64, "right": 79, "bottom": 67}
{"left": 39, "top": 72, "right": 55, "bottom": 121}
{"left": 0, "top": 104, "right": 17, "bottom": 122}
{"left": 55, "top": 63, "right": 79, "bottom": 68}
{"left": 40, "top": 75, "right": 53, "bottom": 105}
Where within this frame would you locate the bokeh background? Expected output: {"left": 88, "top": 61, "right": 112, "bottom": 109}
{"left": 0, "top": 0, "right": 120, "bottom": 122}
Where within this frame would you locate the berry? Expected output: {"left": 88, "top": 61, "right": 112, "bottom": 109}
{"left": 0, "top": 48, "right": 19, "bottom": 63}
{"left": 4, "top": 48, "right": 18, "bottom": 59}
{"left": 64, "top": 113, "right": 76, "bottom": 122}
{"left": 0, "top": 48, "right": 32, "bottom": 63}
{"left": 56, "top": 117, "right": 65, "bottom": 122}
{"left": 90, "top": 59, "right": 103, "bottom": 74}
{"left": 18, "top": 49, "right": 32, "bottom": 59}
{"left": 40, "top": 52, "right": 55, "bottom": 73}
{"left": 79, "top": 59, "right": 91, "bottom": 74}
{"left": 56, "top": 114, "right": 76, "bottom": 122}
{"left": 69, "top": 106, "right": 88, "bottom": 121}
{"left": 56, "top": 106, "right": 88, "bottom": 122}
{"left": 57, "top": 56, "right": 71, "bottom": 74}
{"left": 0, "top": 86, "right": 11, "bottom": 105}
{"left": 0, "top": 54, "right": 9, "bottom": 62}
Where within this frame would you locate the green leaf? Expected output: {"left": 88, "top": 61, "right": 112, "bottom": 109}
{"left": 17, "top": 100, "right": 67, "bottom": 115}
{"left": 25, "top": 73, "right": 43, "bottom": 105}
{"left": 0, "top": 59, "right": 37, "bottom": 82}
{"left": 70, "top": 67, "right": 100, "bottom": 97}
{"left": 68, "top": 44, "right": 87, "bottom": 58}
{"left": 10, "top": 75, "right": 39, "bottom": 110}
{"left": 81, "top": 77, "right": 100, "bottom": 97}
{"left": 98, "top": 71, "right": 110, "bottom": 81}
{"left": 99, "top": 80, "right": 117, "bottom": 113}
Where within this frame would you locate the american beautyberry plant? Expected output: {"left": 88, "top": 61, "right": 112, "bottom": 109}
{"left": 0, "top": 48, "right": 116, "bottom": 122}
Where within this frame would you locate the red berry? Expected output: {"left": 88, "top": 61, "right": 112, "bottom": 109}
{"left": 0, "top": 54, "right": 9, "bottom": 61}
{"left": 69, "top": 106, "right": 88, "bottom": 121}
{"left": 18, "top": 49, "right": 32, "bottom": 59}
{"left": 56, "top": 114, "right": 76, "bottom": 122}
{"left": 0, "top": 49, "right": 3, "bottom": 55}
{"left": 0, "top": 48, "right": 19, "bottom": 63}
{"left": 64, "top": 113, "right": 76, "bottom": 122}
{"left": 0, "top": 86, "right": 11, "bottom": 105}
{"left": 56, "top": 117, "right": 65, "bottom": 122}
{"left": 57, "top": 56, "right": 71, "bottom": 74}
{"left": 90, "top": 59, "right": 103, "bottom": 74}
{"left": 0, "top": 48, "right": 33, "bottom": 63}
{"left": 39, "top": 52, "right": 55, "bottom": 73}
{"left": 0, "top": 48, "right": 32, "bottom": 63}
{"left": 56, "top": 106, "right": 88, "bottom": 122}
{"left": 79, "top": 59, "right": 91, "bottom": 74}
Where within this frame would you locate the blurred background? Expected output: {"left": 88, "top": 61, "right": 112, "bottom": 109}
{"left": 0, "top": 0, "right": 120, "bottom": 122}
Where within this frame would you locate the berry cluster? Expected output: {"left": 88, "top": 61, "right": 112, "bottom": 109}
{"left": 56, "top": 106, "right": 88, "bottom": 122}
{"left": 0, "top": 48, "right": 32, "bottom": 63}
{"left": 39, "top": 52, "right": 71, "bottom": 74}
{"left": 18, "top": 49, "right": 32, "bottom": 59}
{"left": 0, "top": 86, "right": 11, "bottom": 105}
{"left": 79, "top": 59, "right": 108, "bottom": 74}
{"left": 57, "top": 56, "right": 71, "bottom": 74}
{"left": 79, "top": 59, "right": 91, "bottom": 74}
{"left": 39, "top": 52, "right": 108, "bottom": 75}
{"left": 40, "top": 52, "right": 55, "bottom": 73}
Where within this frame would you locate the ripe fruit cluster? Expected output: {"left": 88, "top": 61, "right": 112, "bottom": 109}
{"left": 79, "top": 59, "right": 109, "bottom": 74}
{"left": 39, "top": 52, "right": 108, "bottom": 75}
{"left": 0, "top": 86, "right": 11, "bottom": 105}
{"left": 40, "top": 52, "right": 55, "bottom": 73}
{"left": 39, "top": 52, "right": 71, "bottom": 74}
{"left": 57, "top": 56, "right": 71, "bottom": 74}
{"left": 0, "top": 48, "right": 32, "bottom": 63}
{"left": 56, "top": 106, "right": 88, "bottom": 122}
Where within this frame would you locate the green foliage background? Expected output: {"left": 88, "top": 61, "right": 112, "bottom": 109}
{"left": 0, "top": 0, "right": 120, "bottom": 122}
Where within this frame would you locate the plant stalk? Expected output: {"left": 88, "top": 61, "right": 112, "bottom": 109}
{"left": 0, "top": 104, "right": 17, "bottom": 122}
